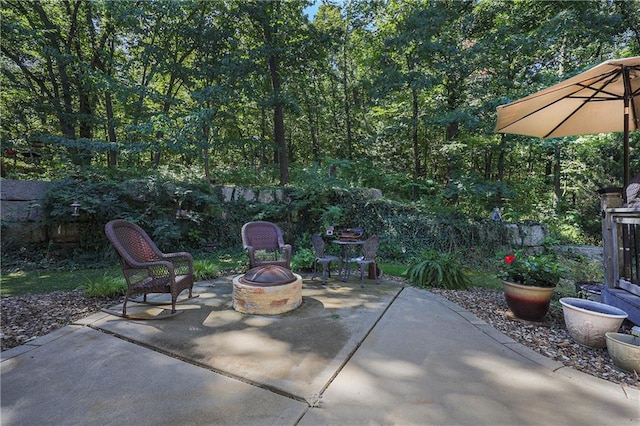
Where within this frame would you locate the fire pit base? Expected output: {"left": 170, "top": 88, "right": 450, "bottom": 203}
{"left": 232, "top": 272, "right": 303, "bottom": 315}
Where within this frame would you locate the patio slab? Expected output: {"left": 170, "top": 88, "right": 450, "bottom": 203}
{"left": 83, "top": 276, "right": 402, "bottom": 404}
{"left": 2, "top": 276, "right": 638, "bottom": 425}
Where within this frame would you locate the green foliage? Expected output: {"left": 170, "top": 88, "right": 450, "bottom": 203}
{"left": 377, "top": 263, "right": 407, "bottom": 277}
{"left": 405, "top": 250, "right": 471, "bottom": 290}
{"left": 560, "top": 251, "right": 604, "bottom": 285}
{"left": 1, "top": 0, "right": 634, "bottom": 252}
{"left": 84, "top": 273, "right": 127, "bottom": 297}
{"left": 193, "top": 259, "right": 222, "bottom": 281}
{"left": 320, "top": 205, "right": 344, "bottom": 227}
{"left": 292, "top": 248, "right": 316, "bottom": 272}
{"left": 291, "top": 232, "right": 316, "bottom": 271}
{"left": 42, "top": 174, "right": 225, "bottom": 253}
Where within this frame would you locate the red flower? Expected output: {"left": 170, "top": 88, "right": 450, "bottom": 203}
{"left": 504, "top": 254, "right": 515, "bottom": 264}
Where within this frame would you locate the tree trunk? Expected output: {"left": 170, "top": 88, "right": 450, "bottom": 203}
{"left": 203, "top": 122, "right": 212, "bottom": 184}
{"left": 263, "top": 21, "right": 289, "bottom": 185}
{"left": 554, "top": 143, "right": 562, "bottom": 204}
{"left": 342, "top": 44, "right": 353, "bottom": 160}
{"left": 303, "top": 87, "right": 321, "bottom": 164}
{"left": 105, "top": 91, "right": 117, "bottom": 167}
{"left": 411, "top": 85, "right": 421, "bottom": 196}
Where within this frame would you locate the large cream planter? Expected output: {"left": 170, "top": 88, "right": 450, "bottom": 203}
{"left": 559, "top": 298, "right": 627, "bottom": 348}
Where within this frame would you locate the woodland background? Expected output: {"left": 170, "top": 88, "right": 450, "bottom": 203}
{"left": 2, "top": 0, "right": 639, "bottom": 261}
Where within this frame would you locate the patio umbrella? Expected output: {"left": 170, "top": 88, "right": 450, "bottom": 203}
{"left": 495, "top": 56, "right": 640, "bottom": 186}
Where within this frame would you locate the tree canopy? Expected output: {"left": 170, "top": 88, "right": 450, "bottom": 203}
{"left": 2, "top": 0, "right": 639, "bottom": 241}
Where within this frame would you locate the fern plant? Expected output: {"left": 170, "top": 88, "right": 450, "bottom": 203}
{"left": 194, "top": 258, "right": 221, "bottom": 280}
{"left": 405, "top": 249, "right": 470, "bottom": 290}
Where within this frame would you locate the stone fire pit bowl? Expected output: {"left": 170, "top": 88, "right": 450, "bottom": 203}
{"left": 232, "top": 265, "right": 303, "bottom": 315}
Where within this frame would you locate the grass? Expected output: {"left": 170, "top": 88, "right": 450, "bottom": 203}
{"left": 466, "top": 270, "right": 503, "bottom": 291}
{"left": 1, "top": 252, "right": 248, "bottom": 298}
{"left": 1, "top": 267, "right": 123, "bottom": 297}
{"left": 379, "top": 262, "right": 407, "bottom": 277}
{"left": 0, "top": 258, "right": 533, "bottom": 298}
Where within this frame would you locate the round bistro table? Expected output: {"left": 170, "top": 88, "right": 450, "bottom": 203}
{"left": 332, "top": 239, "right": 365, "bottom": 281}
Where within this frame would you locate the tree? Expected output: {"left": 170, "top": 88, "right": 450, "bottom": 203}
{"left": 2, "top": 0, "right": 98, "bottom": 163}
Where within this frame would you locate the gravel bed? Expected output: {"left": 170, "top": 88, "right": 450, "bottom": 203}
{"left": 1, "top": 285, "right": 638, "bottom": 389}
{"left": 1, "top": 291, "right": 123, "bottom": 351}
{"left": 430, "top": 287, "right": 639, "bottom": 389}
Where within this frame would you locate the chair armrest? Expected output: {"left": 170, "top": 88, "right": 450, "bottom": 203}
{"left": 124, "top": 259, "right": 176, "bottom": 279}
{"left": 160, "top": 252, "right": 194, "bottom": 274}
{"left": 161, "top": 251, "right": 194, "bottom": 262}
{"left": 280, "top": 244, "right": 292, "bottom": 261}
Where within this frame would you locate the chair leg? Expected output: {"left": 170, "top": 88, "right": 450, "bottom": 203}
{"left": 312, "top": 259, "right": 318, "bottom": 281}
{"left": 122, "top": 293, "right": 130, "bottom": 316}
{"left": 322, "top": 261, "right": 329, "bottom": 285}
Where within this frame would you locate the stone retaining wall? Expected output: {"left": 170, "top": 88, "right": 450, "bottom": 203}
{"left": 0, "top": 179, "right": 554, "bottom": 250}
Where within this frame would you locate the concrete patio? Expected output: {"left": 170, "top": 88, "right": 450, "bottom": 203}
{"left": 2, "top": 276, "right": 638, "bottom": 425}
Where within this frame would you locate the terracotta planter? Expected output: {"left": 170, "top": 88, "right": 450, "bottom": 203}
{"left": 502, "top": 280, "right": 555, "bottom": 321}
{"left": 559, "top": 298, "right": 627, "bottom": 348}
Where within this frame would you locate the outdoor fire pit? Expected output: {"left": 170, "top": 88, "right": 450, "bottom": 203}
{"left": 232, "top": 265, "right": 302, "bottom": 314}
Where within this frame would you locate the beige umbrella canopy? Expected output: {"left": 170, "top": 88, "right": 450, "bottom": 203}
{"left": 495, "top": 56, "right": 640, "bottom": 186}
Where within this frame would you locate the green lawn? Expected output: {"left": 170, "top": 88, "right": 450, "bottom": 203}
{"left": 1, "top": 251, "right": 246, "bottom": 297}
{"left": 1, "top": 267, "right": 122, "bottom": 297}
{"left": 1, "top": 258, "right": 502, "bottom": 298}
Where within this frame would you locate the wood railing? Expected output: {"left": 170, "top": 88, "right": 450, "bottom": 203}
{"left": 600, "top": 187, "right": 640, "bottom": 295}
{"left": 610, "top": 208, "right": 640, "bottom": 294}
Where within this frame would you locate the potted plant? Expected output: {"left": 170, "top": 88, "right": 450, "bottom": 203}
{"left": 498, "top": 252, "right": 563, "bottom": 321}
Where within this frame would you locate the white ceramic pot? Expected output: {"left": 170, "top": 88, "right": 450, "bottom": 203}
{"left": 559, "top": 298, "right": 628, "bottom": 348}
{"left": 605, "top": 332, "right": 640, "bottom": 373}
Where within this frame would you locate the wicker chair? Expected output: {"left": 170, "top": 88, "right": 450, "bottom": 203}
{"left": 105, "top": 219, "right": 195, "bottom": 317}
{"left": 241, "top": 221, "right": 292, "bottom": 269}
{"left": 346, "top": 235, "right": 380, "bottom": 287}
{"left": 311, "top": 234, "right": 341, "bottom": 285}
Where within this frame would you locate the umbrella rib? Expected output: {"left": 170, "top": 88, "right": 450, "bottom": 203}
{"left": 496, "top": 70, "right": 622, "bottom": 133}
{"left": 543, "top": 70, "right": 624, "bottom": 138}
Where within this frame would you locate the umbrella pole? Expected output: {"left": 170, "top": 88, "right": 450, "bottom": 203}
{"left": 623, "top": 66, "right": 631, "bottom": 188}
{"left": 624, "top": 99, "right": 630, "bottom": 188}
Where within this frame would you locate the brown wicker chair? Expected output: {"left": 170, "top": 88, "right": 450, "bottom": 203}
{"left": 105, "top": 219, "right": 195, "bottom": 317}
{"left": 241, "top": 221, "right": 292, "bottom": 269}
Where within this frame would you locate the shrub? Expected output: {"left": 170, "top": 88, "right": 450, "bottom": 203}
{"left": 194, "top": 258, "right": 221, "bottom": 281}
{"left": 405, "top": 249, "right": 470, "bottom": 289}
{"left": 292, "top": 248, "right": 316, "bottom": 271}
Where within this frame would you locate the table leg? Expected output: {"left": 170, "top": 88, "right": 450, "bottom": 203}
{"left": 340, "top": 246, "right": 349, "bottom": 281}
